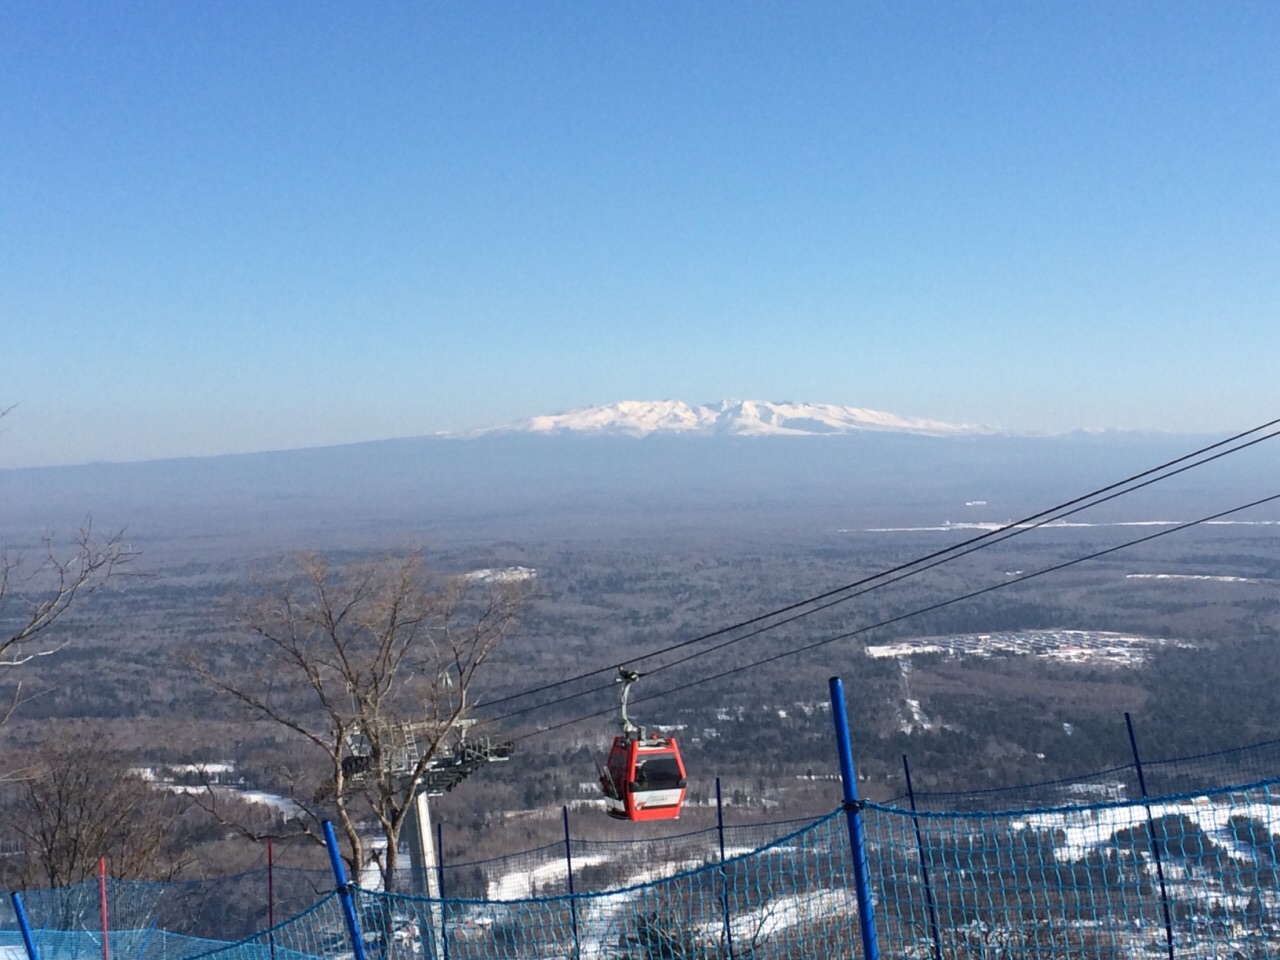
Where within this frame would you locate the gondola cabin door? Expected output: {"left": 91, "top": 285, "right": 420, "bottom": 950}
{"left": 602, "top": 735, "right": 688, "bottom": 821}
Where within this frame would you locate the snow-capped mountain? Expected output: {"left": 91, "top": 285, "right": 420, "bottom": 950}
{"left": 466, "top": 400, "right": 994, "bottom": 438}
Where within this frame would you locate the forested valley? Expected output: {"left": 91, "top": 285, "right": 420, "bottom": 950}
{"left": 2, "top": 509, "right": 1278, "bottom": 883}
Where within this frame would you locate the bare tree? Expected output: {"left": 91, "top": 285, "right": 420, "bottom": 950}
{"left": 195, "top": 551, "right": 526, "bottom": 890}
{"left": 0, "top": 407, "right": 134, "bottom": 723}
{"left": 0, "top": 736, "right": 190, "bottom": 889}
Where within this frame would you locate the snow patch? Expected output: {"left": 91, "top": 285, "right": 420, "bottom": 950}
{"left": 463, "top": 566, "right": 536, "bottom": 583}
{"left": 1126, "top": 573, "right": 1259, "bottom": 583}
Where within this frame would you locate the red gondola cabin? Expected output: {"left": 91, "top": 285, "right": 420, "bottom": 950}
{"left": 600, "top": 734, "right": 688, "bottom": 821}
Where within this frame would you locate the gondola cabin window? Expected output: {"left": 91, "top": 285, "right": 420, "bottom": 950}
{"left": 635, "top": 752, "right": 683, "bottom": 788}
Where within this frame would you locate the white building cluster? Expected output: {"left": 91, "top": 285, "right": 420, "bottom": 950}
{"left": 866, "top": 629, "right": 1194, "bottom": 667}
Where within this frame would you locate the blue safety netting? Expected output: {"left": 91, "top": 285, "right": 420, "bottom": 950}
{"left": 13, "top": 892, "right": 350, "bottom": 960}
{"left": 10, "top": 869, "right": 334, "bottom": 945}
{"left": 902, "top": 735, "right": 1280, "bottom": 813}
{"left": 434, "top": 816, "right": 820, "bottom": 901}
{"left": 355, "top": 811, "right": 855, "bottom": 960}
{"left": 862, "top": 778, "right": 1280, "bottom": 959}
{"left": 10, "top": 736, "right": 1280, "bottom": 960}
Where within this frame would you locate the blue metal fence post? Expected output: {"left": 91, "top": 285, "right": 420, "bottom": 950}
{"left": 562, "top": 806, "right": 581, "bottom": 960}
{"left": 715, "top": 778, "right": 737, "bottom": 960}
{"left": 829, "top": 676, "right": 880, "bottom": 960}
{"left": 11, "top": 893, "right": 40, "bottom": 960}
{"left": 134, "top": 921, "right": 159, "bottom": 960}
{"left": 903, "top": 755, "right": 943, "bottom": 960}
{"left": 323, "top": 821, "right": 370, "bottom": 960}
{"left": 1125, "top": 713, "right": 1175, "bottom": 960}
{"left": 436, "top": 822, "right": 448, "bottom": 960}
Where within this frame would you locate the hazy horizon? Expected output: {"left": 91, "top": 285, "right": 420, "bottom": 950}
{"left": 4, "top": 4, "right": 1278, "bottom": 467}
{"left": 0, "top": 396, "right": 1257, "bottom": 470}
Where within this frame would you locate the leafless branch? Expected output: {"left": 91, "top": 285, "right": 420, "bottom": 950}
{"left": 4, "top": 737, "right": 190, "bottom": 887}
{"left": 0, "top": 523, "right": 137, "bottom": 667}
{"left": 187, "top": 769, "right": 310, "bottom": 845}
{"left": 192, "top": 550, "right": 525, "bottom": 890}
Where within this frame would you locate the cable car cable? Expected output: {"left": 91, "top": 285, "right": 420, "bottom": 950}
{"left": 481, "top": 427, "right": 1280, "bottom": 726}
{"left": 477, "top": 423, "right": 1280, "bottom": 723}
{"left": 518, "top": 490, "right": 1280, "bottom": 742}
{"left": 579, "top": 431, "right": 1280, "bottom": 690}
{"left": 475, "top": 417, "right": 1280, "bottom": 715}
{"left": 507, "top": 490, "right": 1280, "bottom": 743}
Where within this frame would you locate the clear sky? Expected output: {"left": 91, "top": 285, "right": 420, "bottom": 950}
{"left": 2, "top": 2, "right": 1277, "bottom": 467}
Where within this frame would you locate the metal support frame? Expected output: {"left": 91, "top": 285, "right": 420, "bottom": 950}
{"left": 617, "top": 669, "right": 645, "bottom": 740}
{"left": 1125, "top": 713, "right": 1175, "bottom": 960}
{"left": 98, "top": 858, "right": 109, "bottom": 960}
{"left": 267, "top": 836, "right": 277, "bottom": 960}
{"left": 562, "top": 807, "right": 581, "bottom": 960}
{"left": 404, "top": 790, "right": 447, "bottom": 960}
{"left": 829, "top": 676, "right": 880, "bottom": 960}
{"left": 323, "top": 821, "right": 370, "bottom": 960}
{"left": 12, "top": 893, "right": 40, "bottom": 960}
{"left": 715, "top": 778, "right": 737, "bottom": 960}
{"left": 436, "top": 823, "right": 449, "bottom": 960}
{"left": 903, "top": 755, "right": 942, "bottom": 960}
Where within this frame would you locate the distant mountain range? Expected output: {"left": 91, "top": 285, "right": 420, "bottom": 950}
{"left": 460, "top": 400, "right": 997, "bottom": 438}
{"left": 3, "top": 397, "right": 1271, "bottom": 559}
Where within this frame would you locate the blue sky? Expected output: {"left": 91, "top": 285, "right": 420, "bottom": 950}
{"left": 2, "top": 2, "right": 1277, "bottom": 466}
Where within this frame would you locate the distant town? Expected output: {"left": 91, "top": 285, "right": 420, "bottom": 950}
{"left": 865, "top": 628, "right": 1195, "bottom": 667}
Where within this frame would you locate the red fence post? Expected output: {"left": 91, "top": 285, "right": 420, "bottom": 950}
{"left": 99, "top": 857, "right": 109, "bottom": 960}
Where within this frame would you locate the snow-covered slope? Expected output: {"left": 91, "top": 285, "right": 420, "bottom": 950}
{"left": 466, "top": 400, "right": 992, "bottom": 438}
